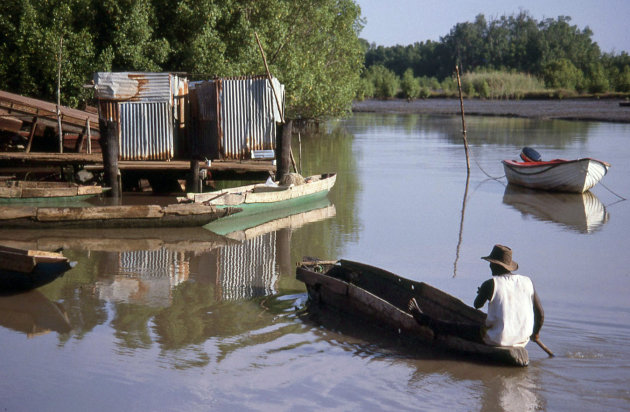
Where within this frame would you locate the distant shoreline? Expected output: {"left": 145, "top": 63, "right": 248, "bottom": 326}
{"left": 352, "top": 98, "right": 630, "bottom": 123}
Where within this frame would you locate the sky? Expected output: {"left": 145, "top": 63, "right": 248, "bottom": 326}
{"left": 356, "top": 0, "right": 630, "bottom": 54}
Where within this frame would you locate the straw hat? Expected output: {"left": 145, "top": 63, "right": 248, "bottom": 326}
{"left": 481, "top": 244, "right": 518, "bottom": 271}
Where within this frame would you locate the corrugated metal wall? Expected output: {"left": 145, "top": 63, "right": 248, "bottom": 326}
{"left": 95, "top": 72, "right": 187, "bottom": 160}
{"left": 119, "top": 101, "right": 174, "bottom": 160}
{"left": 191, "top": 76, "right": 284, "bottom": 160}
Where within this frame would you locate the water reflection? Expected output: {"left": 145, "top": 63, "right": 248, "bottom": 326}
{"left": 502, "top": 185, "right": 609, "bottom": 233}
{"left": 0, "top": 201, "right": 336, "bottom": 357}
{"left": 0, "top": 290, "right": 71, "bottom": 337}
{"left": 302, "top": 301, "right": 544, "bottom": 412}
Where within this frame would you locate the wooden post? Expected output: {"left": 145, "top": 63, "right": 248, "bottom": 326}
{"left": 99, "top": 118, "right": 121, "bottom": 199}
{"left": 86, "top": 118, "right": 92, "bottom": 154}
{"left": 57, "top": 36, "right": 63, "bottom": 153}
{"left": 255, "top": 32, "right": 284, "bottom": 123}
{"left": 275, "top": 119, "right": 292, "bottom": 181}
{"left": 25, "top": 117, "right": 38, "bottom": 153}
{"left": 455, "top": 65, "right": 471, "bottom": 173}
{"left": 188, "top": 159, "right": 201, "bottom": 193}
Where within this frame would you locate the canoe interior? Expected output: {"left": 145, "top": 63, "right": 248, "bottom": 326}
{"left": 297, "top": 259, "right": 529, "bottom": 366}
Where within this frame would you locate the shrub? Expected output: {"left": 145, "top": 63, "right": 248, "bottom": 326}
{"left": 542, "top": 59, "right": 584, "bottom": 91}
{"left": 400, "top": 69, "right": 420, "bottom": 99}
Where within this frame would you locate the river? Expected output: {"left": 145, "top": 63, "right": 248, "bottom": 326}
{"left": 1, "top": 113, "right": 629, "bottom": 411}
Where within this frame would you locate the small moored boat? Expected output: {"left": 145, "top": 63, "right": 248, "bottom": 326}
{"left": 182, "top": 173, "right": 336, "bottom": 209}
{"left": 296, "top": 259, "right": 529, "bottom": 366}
{"left": 0, "top": 245, "right": 76, "bottom": 291}
{"left": 502, "top": 148, "right": 609, "bottom": 193}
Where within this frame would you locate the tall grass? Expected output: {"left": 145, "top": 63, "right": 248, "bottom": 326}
{"left": 461, "top": 70, "right": 546, "bottom": 99}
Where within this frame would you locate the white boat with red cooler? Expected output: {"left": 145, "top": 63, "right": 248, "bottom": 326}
{"left": 502, "top": 147, "right": 610, "bottom": 193}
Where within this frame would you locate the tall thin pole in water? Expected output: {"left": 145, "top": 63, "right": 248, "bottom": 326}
{"left": 56, "top": 36, "right": 63, "bottom": 153}
{"left": 455, "top": 65, "right": 470, "bottom": 173}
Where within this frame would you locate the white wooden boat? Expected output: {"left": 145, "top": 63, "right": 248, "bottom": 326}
{"left": 502, "top": 158, "right": 609, "bottom": 193}
{"left": 182, "top": 173, "right": 336, "bottom": 209}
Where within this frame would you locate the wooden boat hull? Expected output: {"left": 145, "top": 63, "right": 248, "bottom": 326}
{"left": 0, "top": 181, "right": 107, "bottom": 203}
{"left": 0, "top": 204, "right": 239, "bottom": 229}
{"left": 296, "top": 259, "right": 529, "bottom": 366}
{"left": 0, "top": 246, "right": 75, "bottom": 291}
{"left": 502, "top": 158, "right": 609, "bottom": 193}
{"left": 184, "top": 173, "right": 336, "bottom": 208}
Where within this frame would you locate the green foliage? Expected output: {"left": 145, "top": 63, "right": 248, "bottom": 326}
{"left": 542, "top": 59, "right": 585, "bottom": 90}
{"left": 363, "top": 11, "right": 630, "bottom": 94}
{"left": 364, "top": 65, "right": 399, "bottom": 99}
{"left": 462, "top": 70, "right": 546, "bottom": 99}
{"left": 355, "top": 76, "right": 375, "bottom": 100}
{"left": 585, "top": 62, "right": 610, "bottom": 93}
{"left": 0, "top": 0, "right": 364, "bottom": 119}
{"left": 616, "top": 66, "right": 630, "bottom": 92}
{"left": 400, "top": 69, "right": 420, "bottom": 99}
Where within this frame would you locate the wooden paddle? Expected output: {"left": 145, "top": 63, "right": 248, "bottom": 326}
{"left": 534, "top": 337, "right": 555, "bottom": 357}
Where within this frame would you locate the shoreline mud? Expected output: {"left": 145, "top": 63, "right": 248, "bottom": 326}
{"left": 352, "top": 98, "right": 630, "bottom": 123}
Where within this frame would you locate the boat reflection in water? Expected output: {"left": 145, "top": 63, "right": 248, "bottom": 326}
{"left": 0, "top": 290, "right": 72, "bottom": 337}
{"left": 502, "top": 185, "right": 609, "bottom": 234}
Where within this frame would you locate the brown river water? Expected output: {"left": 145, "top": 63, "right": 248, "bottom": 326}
{"left": 1, "top": 112, "right": 629, "bottom": 411}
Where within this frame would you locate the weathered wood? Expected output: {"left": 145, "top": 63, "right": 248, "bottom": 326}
{"left": 21, "top": 187, "right": 79, "bottom": 198}
{"left": 0, "top": 206, "right": 37, "bottom": 219}
{"left": 36, "top": 205, "right": 164, "bottom": 222}
{"left": 99, "top": 118, "right": 120, "bottom": 198}
{"left": 0, "top": 252, "right": 36, "bottom": 274}
{"left": 297, "top": 260, "right": 530, "bottom": 366}
{"left": 25, "top": 117, "right": 39, "bottom": 153}
{"left": 0, "top": 186, "right": 22, "bottom": 198}
{"left": 275, "top": 120, "right": 292, "bottom": 181}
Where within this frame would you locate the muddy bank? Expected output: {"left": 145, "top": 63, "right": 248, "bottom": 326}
{"left": 353, "top": 98, "right": 630, "bottom": 123}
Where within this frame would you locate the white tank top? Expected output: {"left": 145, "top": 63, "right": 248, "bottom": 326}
{"left": 483, "top": 274, "right": 535, "bottom": 347}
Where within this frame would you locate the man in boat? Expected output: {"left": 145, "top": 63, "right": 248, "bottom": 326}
{"left": 409, "top": 244, "right": 544, "bottom": 347}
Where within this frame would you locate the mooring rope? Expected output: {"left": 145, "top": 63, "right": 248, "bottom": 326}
{"left": 598, "top": 180, "right": 627, "bottom": 201}
{"left": 470, "top": 150, "right": 506, "bottom": 180}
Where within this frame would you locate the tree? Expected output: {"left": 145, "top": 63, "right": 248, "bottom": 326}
{"left": 0, "top": 0, "right": 364, "bottom": 120}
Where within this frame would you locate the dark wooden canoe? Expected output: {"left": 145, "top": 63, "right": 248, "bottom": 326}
{"left": 296, "top": 259, "right": 529, "bottom": 366}
{"left": 0, "top": 245, "right": 76, "bottom": 291}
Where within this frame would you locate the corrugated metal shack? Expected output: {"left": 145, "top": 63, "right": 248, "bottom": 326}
{"left": 94, "top": 72, "right": 284, "bottom": 163}
{"left": 189, "top": 75, "right": 284, "bottom": 160}
{"left": 94, "top": 72, "right": 188, "bottom": 161}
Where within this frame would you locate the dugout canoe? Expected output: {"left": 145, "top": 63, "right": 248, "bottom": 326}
{"left": 296, "top": 259, "right": 529, "bottom": 366}
{"left": 0, "top": 203, "right": 239, "bottom": 229}
{"left": 502, "top": 148, "right": 609, "bottom": 193}
{"left": 0, "top": 245, "right": 75, "bottom": 291}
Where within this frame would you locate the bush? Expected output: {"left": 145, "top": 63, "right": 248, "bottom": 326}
{"left": 586, "top": 63, "right": 610, "bottom": 93}
{"left": 400, "top": 69, "right": 420, "bottom": 99}
{"left": 355, "top": 77, "right": 375, "bottom": 100}
{"left": 616, "top": 66, "right": 630, "bottom": 92}
{"left": 542, "top": 59, "right": 584, "bottom": 91}
{"left": 364, "top": 65, "right": 399, "bottom": 99}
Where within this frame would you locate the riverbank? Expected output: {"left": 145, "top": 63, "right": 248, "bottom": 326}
{"left": 353, "top": 98, "right": 630, "bottom": 123}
